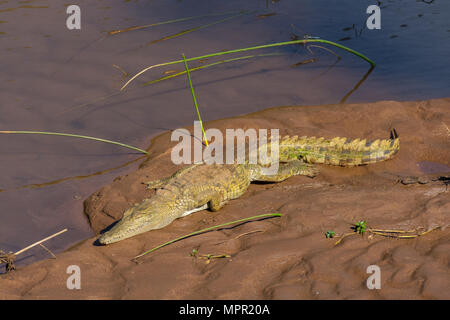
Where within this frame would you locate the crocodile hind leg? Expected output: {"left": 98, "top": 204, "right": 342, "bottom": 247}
{"left": 254, "top": 159, "right": 318, "bottom": 182}
{"left": 181, "top": 190, "right": 228, "bottom": 216}
{"left": 208, "top": 191, "right": 228, "bottom": 212}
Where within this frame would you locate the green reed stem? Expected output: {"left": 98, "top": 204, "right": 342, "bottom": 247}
{"left": 133, "top": 213, "right": 282, "bottom": 260}
{"left": 0, "top": 131, "right": 149, "bottom": 155}
{"left": 63, "top": 53, "right": 282, "bottom": 114}
{"left": 149, "top": 12, "right": 246, "bottom": 44}
{"left": 182, "top": 54, "right": 208, "bottom": 147}
{"left": 108, "top": 10, "right": 246, "bottom": 35}
{"left": 143, "top": 53, "right": 282, "bottom": 86}
{"left": 121, "top": 39, "right": 375, "bottom": 91}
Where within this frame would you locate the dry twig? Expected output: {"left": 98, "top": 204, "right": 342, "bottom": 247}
{"left": 0, "top": 229, "right": 67, "bottom": 273}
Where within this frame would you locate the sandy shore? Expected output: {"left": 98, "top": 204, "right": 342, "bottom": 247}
{"left": 1, "top": 98, "right": 449, "bottom": 299}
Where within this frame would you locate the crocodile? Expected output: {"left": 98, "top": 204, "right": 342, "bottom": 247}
{"left": 98, "top": 129, "right": 399, "bottom": 244}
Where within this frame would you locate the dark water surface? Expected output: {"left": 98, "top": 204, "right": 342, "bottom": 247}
{"left": 0, "top": 0, "right": 449, "bottom": 267}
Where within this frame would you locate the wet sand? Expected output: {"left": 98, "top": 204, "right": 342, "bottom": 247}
{"left": 1, "top": 97, "right": 449, "bottom": 299}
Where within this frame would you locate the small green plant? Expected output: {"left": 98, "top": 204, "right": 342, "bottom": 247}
{"left": 325, "top": 230, "right": 336, "bottom": 238}
{"left": 354, "top": 221, "right": 367, "bottom": 235}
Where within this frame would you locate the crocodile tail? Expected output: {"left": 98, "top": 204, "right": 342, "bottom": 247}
{"left": 279, "top": 129, "right": 400, "bottom": 166}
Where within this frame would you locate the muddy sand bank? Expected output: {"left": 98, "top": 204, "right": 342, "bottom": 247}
{"left": 1, "top": 98, "right": 449, "bottom": 299}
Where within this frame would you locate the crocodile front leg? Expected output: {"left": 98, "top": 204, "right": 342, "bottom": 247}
{"left": 208, "top": 190, "right": 228, "bottom": 212}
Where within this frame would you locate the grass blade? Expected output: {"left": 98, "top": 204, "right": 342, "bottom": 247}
{"left": 182, "top": 54, "right": 208, "bottom": 147}
{"left": 63, "top": 53, "right": 282, "bottom": 114}
{"left": 0, "top": 131, "right": 149, "bottom": 155}
{"left": 108, "top": 10, "right": 245, "bottom": 35}
{"left": 121, "top": 39, "right": 375, "bottom": 91}
{"left": 133, "top": 213, "right": 282, "bottom": 260}
{"left": 143, "top": 53, "right": 283, "bottom": 86}
{"left": 148, "top": 12, "right": 246, "bottom": 45}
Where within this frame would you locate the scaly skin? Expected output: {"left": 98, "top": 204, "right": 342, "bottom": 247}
{"left": 277, "top": 129, "right": 399, "bottom": 165}
{"left": 98, "top": 130, "right": 399, "bottom": 244}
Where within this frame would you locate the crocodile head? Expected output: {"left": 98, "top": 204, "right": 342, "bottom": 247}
{"left": 98, "top": 200, "right": 169, "bottom": 245}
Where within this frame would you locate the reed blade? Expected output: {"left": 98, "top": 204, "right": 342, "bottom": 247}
{"left": 121, "top": 39, "right": 375, "bottom": 91}
{"left": 0, "top": 131, "right": 149, "bottom": 155}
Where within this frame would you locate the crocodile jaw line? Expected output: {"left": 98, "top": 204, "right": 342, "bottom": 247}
{"left": 98, "top": 204, "right": 209, "bottom": 245}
